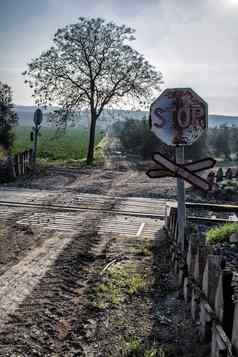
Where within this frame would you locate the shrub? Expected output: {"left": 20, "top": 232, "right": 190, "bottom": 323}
{"left": 0, "top": 82, "right": 18, "bottom": 152}
{"left": 206, "top": 223, "right": 238, "bottom": 245}
{"left": 120, "top": 337, "right": 166, "bottom": 357}
{"left": 115, "top": 118, "right": 174, "bottom": 159}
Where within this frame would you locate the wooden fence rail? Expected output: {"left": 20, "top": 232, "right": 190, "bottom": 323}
{"left": 0, "top": 149, "right": 33, "bottom": 182}
{"left": 166, "top": 204, "right": 238, "bottom": 357}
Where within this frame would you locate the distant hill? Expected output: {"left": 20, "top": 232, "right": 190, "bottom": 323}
{"left": 14, "top": 105, "right": 147, "bottom": 129}
{"left": 14, "top": 105, "right": 238, "bottom": 128}
{"left": 208, "top": 114, "right": 238, "bottom": 127}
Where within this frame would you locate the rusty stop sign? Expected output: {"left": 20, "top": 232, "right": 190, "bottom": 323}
{"left": 148, "top": 88, "right": 211, "bottom": 253}
{"left": 150, "top": 88, "right": 208, "bottom": 146}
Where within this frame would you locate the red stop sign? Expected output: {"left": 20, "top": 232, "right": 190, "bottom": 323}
{"left": 150, "top": 88, "right": 208, "bottom": 146}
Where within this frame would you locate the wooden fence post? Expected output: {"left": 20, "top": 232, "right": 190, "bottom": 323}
{"left": 184, "top": 236, "right": 197, "bottom": 303}
{"left": 232, "top": 273, "right": 238, "bottom": 355}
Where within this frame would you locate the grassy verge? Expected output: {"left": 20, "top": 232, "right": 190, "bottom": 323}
{"left": 89, "top": 262, "right": 167, "bottom": 356}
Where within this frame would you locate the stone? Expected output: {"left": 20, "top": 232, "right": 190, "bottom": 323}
{"left": 230, "top": 233, "right": 238, "bottom": 243}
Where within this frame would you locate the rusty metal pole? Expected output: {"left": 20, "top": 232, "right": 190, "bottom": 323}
{"left": 32, "top": 108, "right": 43, "bottom": 172}
{"left": 176, "top": 145, "right": 186, "bottom": 253}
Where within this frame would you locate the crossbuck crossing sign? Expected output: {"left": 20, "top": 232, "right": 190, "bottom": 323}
{"left": 147, "top": 153, "right": 216, "bottom": 192}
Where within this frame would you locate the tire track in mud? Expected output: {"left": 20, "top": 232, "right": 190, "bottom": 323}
{"left": 0, "top": 187, "right": 164, "bottom": 356}
{"left": 0, "top": 212, "right": 111, "bottom": 357}
{"left": 0, "top": 232, "right": 76, "bottom": 329}
{"left": 0, "top": 190, "right": 122, "bottom": 357}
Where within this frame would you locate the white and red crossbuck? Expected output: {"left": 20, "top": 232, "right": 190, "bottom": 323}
{"left": 146, "top": 153, "right": 216, "bottom": 192}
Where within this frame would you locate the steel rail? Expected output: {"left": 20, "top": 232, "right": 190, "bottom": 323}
{"left": 0, "top": 200, "right": 165, "bottom": 219}
{"left": 186, "top": 202, "right": 238, "bottom": 212}
{"left": 0, "top": 200, "right": 237, "bottom": 223}
{"left": 187, "top": 216, "right": 235, "bottom": 224}
{"left": 167, "top": 201, "right": 238, "bottom": 212}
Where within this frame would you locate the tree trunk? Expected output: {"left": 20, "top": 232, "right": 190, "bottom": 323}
{"left": 87, "top": 112, "right": 97, "bottom": 165}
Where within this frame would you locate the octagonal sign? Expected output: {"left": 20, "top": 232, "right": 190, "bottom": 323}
{"left": 150, "top": 88, "right": 208, "bottom": 146}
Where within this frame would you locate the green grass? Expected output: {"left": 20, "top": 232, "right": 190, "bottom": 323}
{"left": 120, "top": 337, "right": 166, "bottom": 357}
{"left": 91, "top": 268, "right": 146, "bottom": 310}
{"left": 12, "top": 126, "right": 104, "bottom": 162}
{"left": 222, "top": 180, "right": 238, "bottom": 189}
{"left": 206, "top": 223, "right": 238, "bottom": 245}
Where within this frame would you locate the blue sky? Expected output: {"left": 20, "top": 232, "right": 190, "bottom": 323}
{"left": 0, "top": 0, "right": 238, "bottom": 115}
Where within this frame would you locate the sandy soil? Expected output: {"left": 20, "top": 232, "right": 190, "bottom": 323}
{"left": 3, "top": 164, "right": 178, "bottom": 199}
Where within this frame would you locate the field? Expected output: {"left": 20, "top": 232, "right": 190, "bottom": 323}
{"left": 12, "top": 127, "right": 104, "bottom": 163}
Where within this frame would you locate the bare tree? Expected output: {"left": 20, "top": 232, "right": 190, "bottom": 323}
{"left": 23, "top": 17, "right": 162, "bottom": 164}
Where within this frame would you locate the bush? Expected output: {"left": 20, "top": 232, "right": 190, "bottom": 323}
{"left": 0, "top": 82, "right": 18, "bottom": 152}
{"left": 184, "top": 132, "right": 209, "bottom": 161}
{"left": 206, "top": 223, "right": 238, "bottom": 245}
{"left": 115, "top": 118, "right": 174, "bottom": 159}
{"left": 0, "top": 125, "right": 15, "bottom": 151}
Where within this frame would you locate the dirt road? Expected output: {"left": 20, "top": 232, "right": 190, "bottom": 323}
{"left": 0, "top": 166, "right": 208, "bottom": 356}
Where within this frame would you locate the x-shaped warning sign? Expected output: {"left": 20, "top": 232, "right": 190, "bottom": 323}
{"left": 146, "top": 153, "right": 216, "bottom": 192}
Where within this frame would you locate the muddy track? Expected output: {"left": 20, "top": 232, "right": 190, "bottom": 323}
{"left": 0, "top": 187, "right": 163, "bottom": 356}
{"left": 0, "top": 163, "right": 180, "bottom": 356}
{"left": 0, "top": 212, "right": 111, "bottom": 357}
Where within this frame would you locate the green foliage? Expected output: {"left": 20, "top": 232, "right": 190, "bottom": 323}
{"left": 118, "top": 118, "right": 148, "bottom": 153}
{"left": 207, "top": 124, "right": 238, "bottom": 160}
{"left": 184, "top": 132, "right": 209, "bottom": 161}
{"left": 94, "top": 135, "right": 110, "bottom": 164}
{"left": 13, "top": 127, "right": 104, "bottom": 162}
{"left": 127, "top": 273, "right": 145, "bottom": 296}
{"left": 120, "top": 337, "right": 166, "bottom": 357}
{"left": 116, "top": 118, "right": 174, "bottom": 159}
{"left": 140, "top": 240, "right": 154, "bottom": 257}
{"left": 0, "top": 126, "right": 15, "bottom": 152}
{"left": 206, "top": 223, "right": 238, "bottom": 245}
{"left": 0, "top": 81, "right": 18, "bottom": 151}
{"left": 223, "top": 180, "right": 238, "bottom": 188}
{"left": 91, "top": 268, "right": 146, "bottom": 309}
{"left": 121, "top": 337, "right": 141, "bottom": 356}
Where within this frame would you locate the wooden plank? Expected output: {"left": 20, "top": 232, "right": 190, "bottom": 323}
{"left": 232, "top": 273, "right": 238, "bottom": 355}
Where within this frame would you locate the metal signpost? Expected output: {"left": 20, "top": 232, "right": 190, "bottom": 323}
{"left": 32, "top": 108, "right": 43, "bottom": 171}
{"left": 147, "top": 88, "right": 212, "bottom": 252}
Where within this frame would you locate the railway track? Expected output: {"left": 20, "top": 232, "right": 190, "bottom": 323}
{"left": 166, "top": 201, "right": 238, "bottom": 224}
{"left": 1, "top": 192, "right": 238, "bottom": 226}
{"left": 0, "top": 199, "right": 165, "bottom": 219}
{"left": 0, "top": 189, "right": 165, "bottom": 355}
{"left": 0, "top": 187, "right": 237, "bottom": 355}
